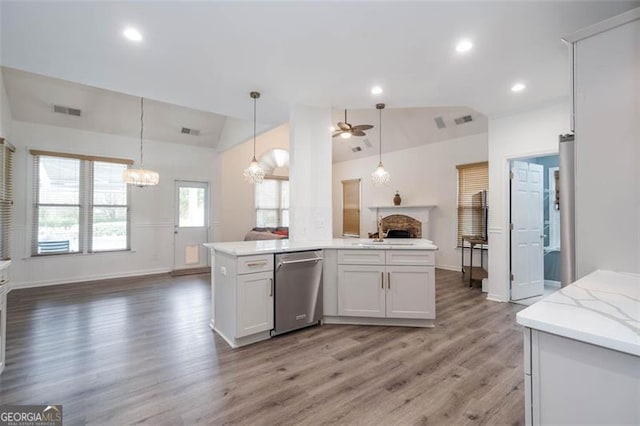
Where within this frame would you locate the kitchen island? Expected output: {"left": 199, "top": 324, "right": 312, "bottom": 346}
{"left": 204, "top": 239, "right": 438, "bottom": 348}
{"left": 516, "top": 270, "right": 640, "bottom": 425}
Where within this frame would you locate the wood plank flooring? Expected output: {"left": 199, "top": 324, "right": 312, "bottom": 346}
{"left": 0, "top": 270, "right": 525, "bottom": 425}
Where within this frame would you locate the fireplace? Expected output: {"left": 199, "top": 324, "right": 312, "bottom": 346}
{"left": 368, "top": 214, "right": 422, "bottom": 239}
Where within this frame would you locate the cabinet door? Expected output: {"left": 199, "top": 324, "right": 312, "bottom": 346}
{"left": 386, "top": 266, "right": 435, "bottom": 319}
{"left": 338, "top": 265, "right": 385, "bottom": 318}
{"left": 236, "top": 271, "right": 274, "bottom": 338}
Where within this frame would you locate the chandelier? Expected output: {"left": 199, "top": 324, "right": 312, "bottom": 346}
{"left": 371, "top": 103, "right": 390, "bottom": 186}
{"left": 123, "top": 97, "right": 159, "bottom": 187}
{"left": 243, "top": 91, "right": 266, "bottom": 184}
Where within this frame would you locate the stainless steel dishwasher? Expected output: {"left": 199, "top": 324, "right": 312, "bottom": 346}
{"left": 273, "top": 250, "right": 323, "bottom": 335}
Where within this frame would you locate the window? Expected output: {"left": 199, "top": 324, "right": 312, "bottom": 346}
{"left": 255, "top": 178, "right": 289, "bottom": 228}
{"left": 0, "top": 138, "right": 14, "bottom": 260}
{"left": 456, "top": 162, "right": 489, "bottom": 247}
{"left": 342, "top": 179, "right": 361, "bottom": 237}
{"left": 31, "top": 150, "right": 132, "bottom": 255}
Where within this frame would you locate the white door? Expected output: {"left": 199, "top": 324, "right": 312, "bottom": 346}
{"left": 338, "top": 265, "right": 386, "bottom": 318}
{"left": 511, "top": 161, "right": 544, "bottom": 300}
{"left": 386, "top": 266, "right": 435, "bottom": 319}
{"left": 174, "top": 180, "right": 209, "bottom": 271}
{"left": 236, "top": 271, "right": 274, "bottom": 338}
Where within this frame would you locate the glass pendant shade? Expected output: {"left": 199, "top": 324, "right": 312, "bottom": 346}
{"left": 371, "top": 103, "right": 390, "bottom": 186}
{"left": 243, "top": 157, "right": 265, "bottom": 184}
{"left": 244, "top": 91, "right": 265, "bottom": 184}
{"left": 371, "top": 161, "right": 391, "bottom": 186}
{"left": 124, "top": 97, "right": 159, "bottom": 187}
{"left": 123, "top": 167, "right": 160, "bottom": 187}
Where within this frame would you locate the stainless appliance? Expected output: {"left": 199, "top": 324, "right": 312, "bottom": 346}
{"left": 559, "top": 133, "right": 576, "bottom": 287}
{"left": 273, "top": 251, "right": 323, "bottom": 335}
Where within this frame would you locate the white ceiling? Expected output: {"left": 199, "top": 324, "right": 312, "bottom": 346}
{"left": 2, "top": 67, "right": 228, "bottom": 148}
{"left": 1, "top": 1, "right": 637, "bottom": 126}
{"left": 331, "top": 106, "right": 487, "bottom": 163}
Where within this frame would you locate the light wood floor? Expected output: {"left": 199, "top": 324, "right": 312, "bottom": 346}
{"left": 0, "top": 270, "right": 525, "bottom": 425}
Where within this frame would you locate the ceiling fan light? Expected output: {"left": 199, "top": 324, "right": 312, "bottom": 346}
{"left": 340, "top": 132, "right": 351, "bottom": 139}
{"left": 371, "top": 162, "right": 390, "bottom": 186}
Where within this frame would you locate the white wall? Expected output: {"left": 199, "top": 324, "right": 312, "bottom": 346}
{"left": 332, "top": 133, "right": 488, "bottom": 271}
{"left": 219, "top": 124, "right": 289, "bottom": 242}
{"left": 486, "top": 101, "right": 569, "bottom": 301}
{"left": 9, "top": 120, "right": 219, "bottom": 288}
{"left": 0, "top": 68, "right": 12, "bottom": 138}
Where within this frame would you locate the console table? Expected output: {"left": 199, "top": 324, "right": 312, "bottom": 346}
{"left": 461, "top": 235, "right": 487, "bottom": 287}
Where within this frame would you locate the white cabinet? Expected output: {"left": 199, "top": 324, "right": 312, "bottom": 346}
{"left": 236, "top": 271, "right": 273, "bottom": 338}
{"left": 338, "top": 265, "right": 385, "bottom": 318}
{"left": 212, "top": 253, "right": 274, "bottom": 348}
{"left": 337, "top": 250, "right": 435, "bottom": 321}
{"left": 0, "top": 261, "right": 9, "bottom": 376}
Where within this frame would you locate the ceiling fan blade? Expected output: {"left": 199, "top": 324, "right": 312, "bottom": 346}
{"left": 337, "top": 122, "right": 351, "bottom": 131}
{"left": 352, "top": 124, "right": 373, "bottom": 131}
{"left": 351, "top": 130, "right": 366, "bottom": 137}
{"left": 332, "top": 131, "right": 344, "bottom": 138}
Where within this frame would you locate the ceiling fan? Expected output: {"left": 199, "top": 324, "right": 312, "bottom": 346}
{"left": 333, "top": 109, "right": 373, "bottom": 139}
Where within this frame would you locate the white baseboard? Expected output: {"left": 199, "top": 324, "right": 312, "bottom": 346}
{"left": 436, "top": 264, "right": 462, "bottom": 272}
{"left": 545, "top": 280, "right": 561, "bottom": 289}
{"left": 9, "top": 267, "right": 172, "bottom": 290}
{"left": 486, "top": 293, "right": 509, "bottom": 303}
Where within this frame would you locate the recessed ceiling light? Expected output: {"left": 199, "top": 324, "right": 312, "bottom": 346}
{"left": 456, "top": 39, "right": 473, "bottom": 53}
{"left": 123, "top": 27, "right": 143, "bottom": 42}
{"left": 371, "top": 86, "right": 383, "bottom": 95}
{"left": 511, "top": 82, "right": 527, "bottom": 92}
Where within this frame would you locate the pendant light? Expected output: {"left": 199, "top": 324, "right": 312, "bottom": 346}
{"left": 371, "top": 103, "right": 390, "bottom": 186}
{"left": 243, "top": 91, "right": 265, "bottom": 184}
{"left": 123, "top": 97, "right": 159, "bottom": 187}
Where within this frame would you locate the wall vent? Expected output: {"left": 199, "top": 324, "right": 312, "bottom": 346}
{"left": 434, "top": 116, "right": 446, "bottom": 129}
{"left": 181, "top": 127, "right": 201, "bottom": 136}
{"left": 351, "top": 146, "right": 362, "bottom": 153}
{"left": 454, "top": 115, "right": 473, "bottom": 125}
{"left": 53, "top": 105, "right": 82, "bottom": 117}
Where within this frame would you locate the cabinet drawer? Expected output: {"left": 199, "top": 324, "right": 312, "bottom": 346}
{"left": 338, "top": 250, "right": 385, "bottom": 265}
{"left": 237, "top": 254, "right": 274, "bottom": 275}
{"left": 386, "top": 250, "right": 434, "bottom": 266}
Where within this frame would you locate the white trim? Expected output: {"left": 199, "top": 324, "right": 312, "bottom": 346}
{"left": 436, "top": 264, "right": 461, "bottom": 272}
{"left": 323, "top": 316, "right": 434, "bottom": 328}
{"left": 562, "top": 7, "right": 640, "bottom": 43}
{"left": 9, "top": 267, "right": 171, "bottom": 290}
{"left": 545, "top": 280, "right": 561, "bottom": 289}
{"left": 367, "top": 205, "right": 436, "bottom": 210}
{"left": 486, "top": 293, "right": 509, "bottom": 303}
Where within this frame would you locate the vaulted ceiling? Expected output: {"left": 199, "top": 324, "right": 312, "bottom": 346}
{"left": 2, "top": 0, "right": 636, "bottom": 129}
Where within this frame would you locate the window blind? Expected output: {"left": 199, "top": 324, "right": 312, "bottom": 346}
{"left": 0, "top": 138, "right": 15, "bottom": 260}
{"left": 456, "top": 162, "right": 489, "bottom": 247}
{"left": 342, "top": 179, "right": 360, "bottom": 236}
{"left": 255, "top": 177, "right": 289, "bottom": 227}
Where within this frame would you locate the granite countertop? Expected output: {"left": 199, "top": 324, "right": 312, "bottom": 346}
{"left": 204, "top": 238, "right": 438, "bottom": 256}
{"left": 516, "top": 270, "right": 640, "bottom": 356}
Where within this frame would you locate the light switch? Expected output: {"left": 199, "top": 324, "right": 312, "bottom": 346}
{"left": 220, "top": 266, "right": 227, "bottom": 276}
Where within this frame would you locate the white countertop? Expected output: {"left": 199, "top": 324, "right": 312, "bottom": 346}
{"left": 204, "top": 238, "right": 438, "bottom": 256}
{"left": 516, "top": 270, "right": 640, "bottom": 356}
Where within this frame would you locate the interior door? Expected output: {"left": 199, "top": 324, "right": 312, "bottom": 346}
{"left": 174, "top": 180, "right": 209, "bottom": 271}
{"left": 511, "top": 161, "right": 544, "bottom": 300}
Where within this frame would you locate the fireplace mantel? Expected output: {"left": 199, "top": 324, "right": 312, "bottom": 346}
{"left": 367, "top": 205, "right": 436, "bottom": 239}
{"left": 367, "top": 204, "right": 436, "bottom": 210}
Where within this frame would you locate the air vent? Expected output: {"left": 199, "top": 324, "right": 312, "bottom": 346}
{"left": 181, "top": 127, "right": 200, "bottom": 136}
{"left": 53, "top": 105, "right": 82, "bottom": 117}
{"left": 434, "top": 116, "right": 446, "bottom": 129}
{"left": 454, "top": 115, "right": 473, "bottom": 125}
{"left": 351, "top": 146, "right": 362, "bottom": 153}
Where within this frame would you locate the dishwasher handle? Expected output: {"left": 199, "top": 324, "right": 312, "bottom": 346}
{"left": 276, "top": 256, "right": 323, "bottom": 271}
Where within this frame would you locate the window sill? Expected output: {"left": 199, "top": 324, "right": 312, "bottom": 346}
{"left": 23, "top": 249, "right": 137, "bottom": 260}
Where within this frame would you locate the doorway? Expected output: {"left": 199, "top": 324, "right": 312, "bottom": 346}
{"left": 174, "top": 180, "right": 210, "bottom": 273}
{"left": 510, "top": 154, "right": 560, "bottom": 304}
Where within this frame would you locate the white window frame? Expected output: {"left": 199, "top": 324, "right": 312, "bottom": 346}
{"left": 30, "top": 150, "right": 133, "bottom": 256}
{"left": 255, "top": 176, "right": 289, "bottom": 228}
